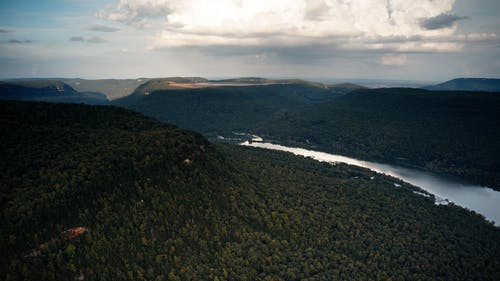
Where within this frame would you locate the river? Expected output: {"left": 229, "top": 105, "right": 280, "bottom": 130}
{"left": 241, "top": 141, "right": 500, "bottom": 226}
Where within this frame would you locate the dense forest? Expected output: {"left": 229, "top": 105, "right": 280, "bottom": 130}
{"left": 254, "top": 88, "right": 500, "bottom": 190}
{"left": 0, "top": 80, "right": 109, "bottom": 105}
{"left": 423, "top": 78, "right": 500, "bottom": 92}
{"left": 113, "top": 86, "right": 500, "bottom": 190}
{"left": 1, "top": 101, "right": 500, "bottom": 280}
{"left": 116, "top": 83, "right": 342, "bottom": 135}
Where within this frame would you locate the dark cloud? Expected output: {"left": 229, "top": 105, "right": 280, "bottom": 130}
{"left": 70, "top": 36, "right": 110, "bottom": 43}
{"left": 8, "top": 39, "right": 34, "bottom": 44}
{"left": 89, "top": 24, "right": 120, "bottom": 32}
{"left": 0, "top": 29, "right": 8, "bottom": 33}
{"left": 181, "top": 43, "right": 382, "bottom": 65}
{"left": 87, "top": 36, "right": 107, "bottom": 43}
{"left": 420, "top": 13, "right": 468, "bottom": 30}
{"left": 69, "top": 36, "right": 85, "bottom": 42}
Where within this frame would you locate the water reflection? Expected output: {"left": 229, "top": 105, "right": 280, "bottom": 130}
{"left": 241, "top": 141, "right": 500, "bottom": 226}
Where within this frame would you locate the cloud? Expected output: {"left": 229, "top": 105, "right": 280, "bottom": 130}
{"left": 0, "top": 29, "right": 8, "bottom": 33}
{"left": 70, "top": 36, "right": 85, "bottom": 42}
{"left": 98, "top": 0, "right": 170, "bottom": 24}
{"left": 87, "top": 36, "right": 107, "bottom": 43}
{"left": 99, "top": 0, "right": 498, "bottom": 58}
{"left": 420, "top": 13, "right": 468, "bottom": 30}
{"left": 89, "top": 24, "right": 120, "bottom": 32}
{"left": 379, "top": 54, "right": 408, "bottom": 66}
{"left": 8, "top": 39, "right": 34, "bottom": 44}
{"left": 69, "top": 36, "right": 110, "bottom": 43}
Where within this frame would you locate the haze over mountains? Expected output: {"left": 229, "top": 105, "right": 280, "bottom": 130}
{"left": 0, "top": 80, "right": 108, "bottom": 105}
{"left": 62, "top": 78, "right": 149, "bottom": 100}
{"left": 423, "top": 78, "right": 500, "bottom": 92}
{"left": 2, "top": 77, "right": 498, "bottom": 102}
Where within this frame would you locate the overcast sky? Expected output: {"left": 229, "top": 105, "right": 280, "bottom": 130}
{"left": 0, "top": 0, "right": 499, "bottom": 81}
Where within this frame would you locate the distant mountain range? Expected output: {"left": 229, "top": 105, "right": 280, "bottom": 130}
{"left": 423, "top": 78, "right": 500, "bottom": 92}
{"left": 3, "top": 77, "right": 498, "bottom": 104}
{"left": 62, "top": 78, "right": 149, "bottom": 100}
{"left": 0, "top": 80, "right": 109, "bottom": 105}
{"left": 2, "top": 77, "right": 369, "bottom": 101}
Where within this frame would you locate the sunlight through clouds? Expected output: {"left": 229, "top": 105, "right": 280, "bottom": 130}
{"left": 1, "top": 0, "right": 499, "bottom": 79}
{"left": 100, "top": 0, "right": 466, "bottom": 53}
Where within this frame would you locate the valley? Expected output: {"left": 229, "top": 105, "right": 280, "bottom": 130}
{"left": 241, "top": 139, "right": 500, "bottom": 225}
{"left": 108, "top": 80, "right": 500, "bottom": 191}
{"left": 1, "top": 101, "right": 499, "bottom": 280}
{"left": 2, "top": 1, "right": 500, "bottom": 280}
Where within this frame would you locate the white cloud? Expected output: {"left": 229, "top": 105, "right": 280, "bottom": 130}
{"left": 380, "top": 54, "right": 408, "bottom": 66}
{"left": 99, "top": 0, "right": 497, "bottom": 55}
{"left": 98, "top": 0, "right": 171, "bottom": 24}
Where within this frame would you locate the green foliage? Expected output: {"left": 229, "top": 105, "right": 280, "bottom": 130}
{"left": 1, "top": 101, "right": 499, "bottom": 281}
{"left": 114, "top": 83, "right": 341, "bottom": 135}
{"left": 424, "top": 78, "right": 500, "bottom": 92}
{"left": 0, "top": 81, "right": 109, "bottom": 105}
{"left": 254, "top": 88, "right": 500, "bottom": 189}
{"left": 115, "top": 86, "right": 500, "bottom": 189}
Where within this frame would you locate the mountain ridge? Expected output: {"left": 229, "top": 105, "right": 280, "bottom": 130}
{"left": 423, "top": 78, "right": 500, "bottom": 92}
{"left": 0, "top": 80, "right": 109, "bottom": 105}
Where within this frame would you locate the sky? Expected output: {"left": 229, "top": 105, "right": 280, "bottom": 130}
{"left": 0, "top": 0, "right": 499, "bottom": 81}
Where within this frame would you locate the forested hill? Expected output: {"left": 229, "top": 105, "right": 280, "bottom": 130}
{"left": 114, "top": 84, "right": 500, "bottom": 190}
{"left": 114, "top": 83, "right": 342, "bottom": 134}
{"left": 0, "top": 80, "right": 109, "bottom": 105}
{"left": 424, "top": 78, "right": 500, "bottom": 92}
{"left": 254, "top": 88, "right": 500, "bottom": 189}
{"left": 1, "top": 101, "right": 500, "bottom": 280}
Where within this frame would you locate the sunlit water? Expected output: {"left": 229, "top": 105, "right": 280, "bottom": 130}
{"left": 241, "top": 141, "right": 500, "bottom": 226}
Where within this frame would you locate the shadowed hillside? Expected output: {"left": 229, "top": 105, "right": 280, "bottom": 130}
{"left": 255, "top": 88, "right": 500, "bottom": 189}
{"left": 2, "top": 101, "right": 499, "bottom": 280}
{"left": 63, "top": 78, "right": 150, "bottom": 100}
{"left": 115, "top": 85, "right": 500, "bottom": 189}
{"left": 0, "top": 80, "right": 108, "bottom": 105}
{"left": 424, "top": 78, "right": 500, "bottom": 92}
{"left": 113, "top": 83, "right": 343, "bottom": 134}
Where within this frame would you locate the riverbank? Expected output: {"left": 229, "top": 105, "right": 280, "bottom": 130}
{"left": 241, "top": 140, "right": 500, "bottom": 226}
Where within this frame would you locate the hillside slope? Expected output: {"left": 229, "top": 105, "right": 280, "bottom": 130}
{"left": 255, "top": 88, "right": 500, "bottom": 189}
{"left": 1, "top": 101, "right": 499, "bottom": 280}
{"left": 114, "top": 83, "right": 342, "bottom": 135}
{"left": 0, "top": 80, "right": 108, "bottom": 104}
{"left": 63, "top": 78, "right": 149, "bottom": 100}
{"left": 424, "top": 78, "right": 500, "bottom": 92}
{"left": 114, "top": 84, "right": 500, "bottom": 189}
